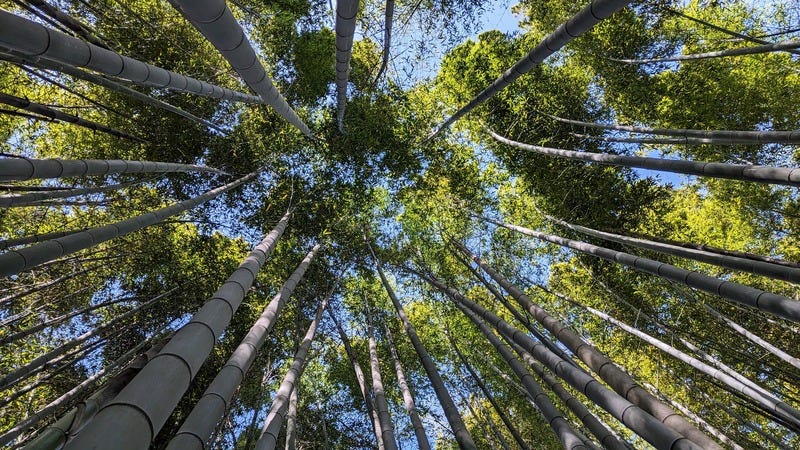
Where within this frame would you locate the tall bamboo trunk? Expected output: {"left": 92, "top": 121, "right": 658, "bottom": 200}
{"left": 454, "top": 241, "right": 719, "bottom": 449}
{"left": 449, "top": 337, "right": 530, "bottom": 450}
{"left": 328, "top": 308, "right": 385, "bottom": 450}
{"left": 365, "top": 296, "right": 398, "bottom": 450}
{"left": 0, "top": 169, "right": 255, "bottom": 277}
{"left": 415, "top": 268, "right": 700, "bottom": 450}
{"left": 487, "top": 128, "right": 800, "bottom": 187}
{"left": 0, "top": 11, "right": 262, "bottom": 103}
{"left": 254, "top": 293, "right": 330, "bottom": 450}
{"left": 334, "top": 0, "right": 360, "bottom": 131}
{"left": 367, "top": 242, "right": 477, "bottom": 449}
{"left": 371, "top": 0, "right": 394, "bottom": 86}
{"left": 385, "top": 325, "right": 430, "bottom": 450}
{"left": 1, "top": 181, "right": 139, "bottom": 208}
{"left": 165, "top": 243, "right": 323, "bottom": 450}
{"left": 541, "top": 213, "right": 800, "bottom": 283}
{"left": 168, "top": 0, "right": 312, "bottom": 137}
{"left": 572, "top": 299, "right": 800, "bottom": 430}
{"left": 610, "top": 39, "right": 800, "bottom": 64}
{"left": 539, "top": 110, "right": 800, "bottom": 145}
{"left": 285, "top": 386, "right": 298, "bottom": 450}
{"left": 0, "top": 92, "right": 141, "bottom": 141}
{"left": 0, "top": 52, "right": 225, "bottom": 132}
{"left": 429, "top": 0, "right": 631, "bottom": 138}
{"left": 477, "top": 216, "right": 800, "bottom": 322}
{"left": 703, "top": 304, "right": 800, "bottom": 371}
{"left": 0, "top": 157, "right": 224, "bottom": 182}
{"left": 451, "top": 299, "right": 586, "bottom": 450}
{"left": 18, "top": 331, "right": 170, "bottom": 449}
{"left": 63, "top": 210, "right": 292, "bottom": 449}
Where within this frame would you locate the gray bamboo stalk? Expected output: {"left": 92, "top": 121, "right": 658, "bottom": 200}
{"left": 254, "top": 293, "right": 329, "bottom": 450}
{"left": 0, "top": 157, "right": 224, "bottom": 182}
{"left": 505, "top": 339, "right": 629, "bottom": 450}
{"left": 661, "top": 6, "right": 800, "bottom": 56}
{"left": 0, "top": 52, "right": 226, "bottom": 132}
{"left": 429, "top": 0, "right": 630, "bottom": 139}
{"left": 0, "top": 292, "right": 167, "bottom": 391}
{"left": 20, "top": 336, "right": 167, "bottom": 450}
{"left": 644, "top": 382, "right": 745, "bottom": 450}
{"left": 0, "top": 182, "right": 138, "bottom": 208}
{"left": 335, "top": 0, "right": 360, "bottom": 131}
{"left": 574, "top": 300, "right": 800, "bottom": 429}
{"left": 569, "top": 132, "right": 717, "bottom": 145}
{"left": 451, "top": 299, "right": 587, "bottom": 450}
{"left": 164, "top": 243, "right": 323, "bottom": 450}
{"left": 487, "top": 128, "right": 800, "bottom": 187}
{"left": 454, "top": 242, "right": 720, "bottom": 449}
{"left": 23, "top": 0, "right": 111, "bottom": 49}
{"left": 703, "top": 303, "right": 800, "bottom": 371}
{"left": 367, "top": 242, "right": 478, "bottom": 449}
{"left": 5, "top": 331, "right": 167, "bottom": 448}
{"left": 422, "top": 272, "right": 701, "bottom": 450}
{"left": 0, "top": 169, "right": 253, "bottom": 278}
{"left": 609, "top": 39, "right": 800, "bottom": 64}
{"left": 285, "top": 386, "right": 298, "bottom": 450}
{"left": 386, "top": 325, "right": 430, "bottom": 450}
{"left": 0, "top": 10, "right": 261, "bottom": 103}
{"left": 449, "top": 336, "right": 530, "bottom": 450}
{"left": 539, "top": 111, "right": 800, "bottom": 145}
{"left": 478, "top": 216, "right": 800, "bottom": 322}
{"left": 168, "top": 0, "right": 312, "bottom": 137}
{"left": 0, "top": 229, "right": 84, "bottom": 250}
{"left": 328, "top": 308, "right": 384, "bottom": 450}
{"left": 62, "top": 210, "right": 292, "bottom": 449}
{"left": 1, "top": 288, "right": 175, "bottom": 346}
{"left": 371, "top": 0, "right": 394, "bottom": 86}
{"left": 541, "top": 213, "right": 800, "bottom": 283}
{"left": 0, "top": 92, "right": 142, "bottom": 141}
{"left": 365, "top": 296, "right": 399, "bottom": 450}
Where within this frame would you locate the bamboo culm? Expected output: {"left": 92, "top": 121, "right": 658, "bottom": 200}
{"left": 165, "top": 243, "right": 323, "bottom": 450}
{"left": 610, "top": 39, "right": 800, "bottom": 64}
{"left": 0, "top": 157, "right": 224, "bottom": 182}
{"left": 488, "top": 128, "right": 800, "bottom": 187}
{"left": 0, "top": 11, "right": 261, "bottom": 103}
{"left": 0, "top": 169, "right": 254, "bottom": 277}
{"left": 454, "top": 241, "right": 720, "bottom": 449}
{"left": 365, "top": 296, "right": 399, "bottom": 450}
{"left": 254, "top": 294, "right": 329, "bottom": 450}
{"left": 334, "top": 0, "right": 360, "bottom": 131}
{"left": 429, "top": 0, "right": 631, "bottom": 138}
{"left": 62, "top": 210, "right": 291, "bottom": 449}
{"left": 167, "top": 0, "right": 312, "bottom": 137}
{"left": 386, "top": 325, "right": 431, "bottom": 450}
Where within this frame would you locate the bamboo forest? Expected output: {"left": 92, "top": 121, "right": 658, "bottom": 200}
{"left": 2, "top": 0, "right": 800, "bottom": 448}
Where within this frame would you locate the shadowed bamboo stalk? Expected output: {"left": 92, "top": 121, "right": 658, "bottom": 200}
{"left": 0, "top": 169, "right": 254, "bottom": 277}
{"left": 541, "top": 213, "right": 800, "bottom": 283}
{"left": 4, "top": 331, "right": 168, "bottom": 448}
{"left": 371, "top": 0, "right": 394, "bottom": 86}
{"left": 450, "top": 296, "right": 587, "bottom": 450}
{"left": 335, "top": 0, "right": 360, "bottom": 131}
{"left": 569, "top": 132, "right": 721, "bottom": 145}
{"left": 702, "top": 304, "right": 800, "bottom": 370}
{"left": 478, "top": 216, "right": 800, "bottom": 322}
{"left": 610, "top": 39, "right": 800, "bottom": 64}
{"left": 0, "top": 181, "right": 140, "bottom": 207}
{"left": 571, "top": 299, "right": 800, "bottom": 430}
{"left": 0, "top": 52, "right": 226, "bottom": 132}
{"left": 254, "top": 293, "right": 329, "bottom": 450}
{"left": 367, "top": 241, "right": 477, "bottom": 449}
{"left": 0, "top": 11, "right": 261, "bottom": 103}
{"left": 62, "top": 210, "right": 292, "bottom": 449}
{"left": 418, "top": 270, "right": 701, "bottom": 450}
{"left": 0, "top": 92, "right": 142, "bottom": 141}
{"left": 539, "top": 111, "right": 800, "bottom": 145}
{"left": 386, "top": 325, "right": 430, "bottom": 450}
{"left": 165, "top": 243, "right": 323, "bottom": 450}
{"left": 0, "top": 157, "right": 224, "bottom": 182}
{"left": 487, "top": 128, "right": 800, "bottom": 187}
{"left": 365, "top": 296, "right": 398, "bottom": 450}
{"left": 454, "top": 241, "right": 720, "bottom": 449}
{"left": 505, "top": 339, "right": 630, "bottom": 450}
{"left": 329, "top": 308, "right": 385, "bottom": 450}
{"left": 449, "top": 335, "right": 530, "bottom": 450}
{"left": 168, "top": 0, "right": 312, "bottom": 137}
{"left": 429, "top": 0, "right": 631, "bottom": 139}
